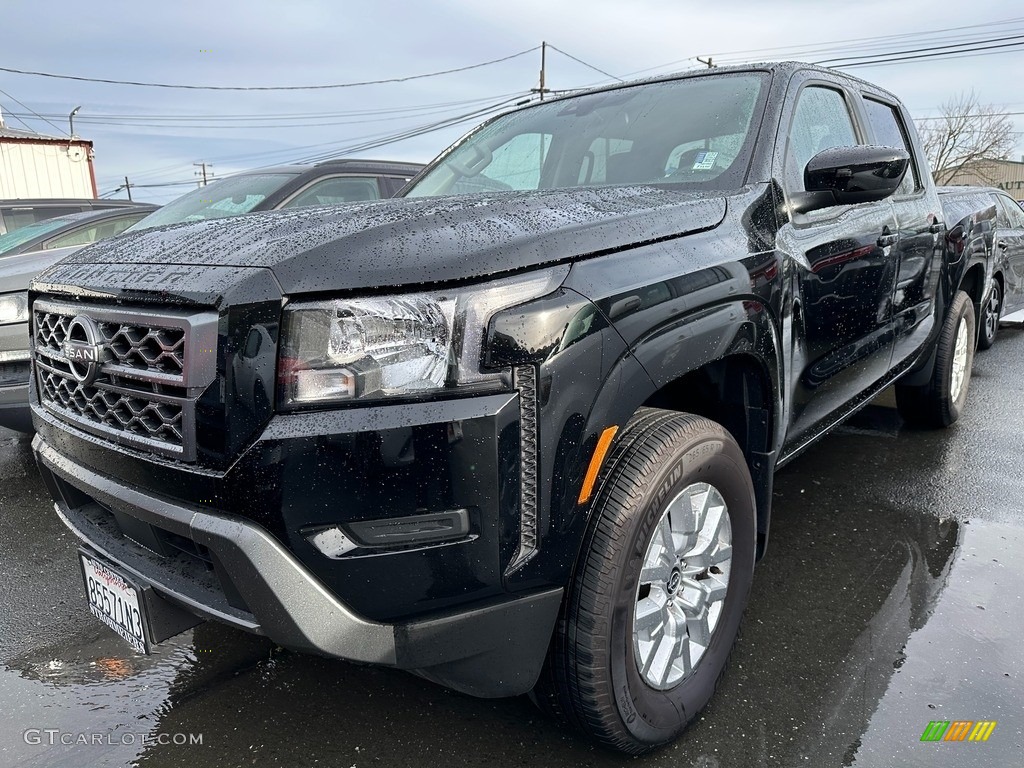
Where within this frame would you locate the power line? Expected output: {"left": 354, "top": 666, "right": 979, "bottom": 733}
{"left": 96, "top": 94, "right": 531, "bottom": 194}
{"left": 5, "top": 98, "right": 529, "bottom": 131}
{"left": 596, "top": 16, "right": 1024, "bottom": 84}
{"left": 815, "top": 33, "right": 1024, "bottom": 66}
{"left": 293, "top": 95, "right": 530, "bottom": 165}
{"left": 0, "top": 99, "right": 37, "bottom": 132}
{"left": 833, "top": 39, "right": 1024, "bottom": 69}
{"left": 914, "top": 111, "right": 1024, "bottom": 121}
{"left": 0, "top": 47, "right": 540, "bottom": 91}
{"left": 178, "top": 91, "right": 531, "bottom": 169}
{"left": 104, "top": 179, "right": 199, "bottom": 192}
{"left": 546, "top": 44, "right": 623, "bottom": 82}
{"left": 3, "top": 92, "right": 528, "bottom": 126}
{"left": 709, "top": 19, "right": 1024, "bottom": 65}
{"left": 0, "top": 87, "right": 68, "bottom": 135}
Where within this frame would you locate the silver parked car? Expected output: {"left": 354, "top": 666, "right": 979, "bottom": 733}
{"left": 0, "top": 246, "right": 85, "bottom": 432}
{"left": 0, "top": 206, "right": 157, "bottom": 431}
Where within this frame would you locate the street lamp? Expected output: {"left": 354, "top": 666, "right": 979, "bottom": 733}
{"left": 69, "top": 105, "right": 82, "bottom": 137}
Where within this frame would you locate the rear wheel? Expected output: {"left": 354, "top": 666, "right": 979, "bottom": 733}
{"left": 896, "top": 289, "right": 975, "bottom": 428}
{"left": 977, "top": 280, "right": 1001, "bottom": 350}
{"left": 532, "top": 409, "right": 755, "bottom": 754}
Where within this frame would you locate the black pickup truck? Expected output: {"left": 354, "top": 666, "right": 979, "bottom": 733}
{"left": 28, "top": 62, "right": 985, "bottom": 754}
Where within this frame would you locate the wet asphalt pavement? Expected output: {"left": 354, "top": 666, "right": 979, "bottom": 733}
{"left": 2, "top": 329, "right": 1023, "bottom": 768}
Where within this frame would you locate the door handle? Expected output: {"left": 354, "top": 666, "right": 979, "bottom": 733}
{"left": 928, "top": 221, "right": 943, "bottom": 234}
{"left": 877, "top": 233, "right": 898, "bottom": 247}
{"left": 998, "top": 240, "right": 1009, "bottom": 250}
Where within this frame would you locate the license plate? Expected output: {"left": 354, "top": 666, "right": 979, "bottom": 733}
{"left": 79, "top": 552, "right": 150, "bottom": 654}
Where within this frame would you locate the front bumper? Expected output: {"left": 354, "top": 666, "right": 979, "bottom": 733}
{"left": 31, "top": 389, "right": 563, "bottom": 697}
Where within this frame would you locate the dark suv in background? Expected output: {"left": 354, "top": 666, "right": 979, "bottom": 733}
{"left": 127, "top": 158, "right": 425, "bottom": 231}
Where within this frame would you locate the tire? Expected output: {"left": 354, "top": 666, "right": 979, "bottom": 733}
{"left": 532, "top": 408, "right": 756, "bottom": 754}
{"left": 977, "top": 279, "right": 1001, "bottom": 351}
{"left": 896, "top": 289, "right": 975, "bottom": 428}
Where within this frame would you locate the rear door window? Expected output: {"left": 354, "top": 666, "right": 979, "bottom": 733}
{"left": 996, "top": 193, "right": 1024, "bottom": 229}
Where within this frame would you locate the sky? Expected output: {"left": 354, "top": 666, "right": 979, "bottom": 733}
{"left": 1, "top": 0, "right": 1022, "bottom": 204}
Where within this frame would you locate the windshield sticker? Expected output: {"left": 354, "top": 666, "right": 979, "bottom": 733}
{"left": 692, "top": 151, "right": 718, "bottom": 170}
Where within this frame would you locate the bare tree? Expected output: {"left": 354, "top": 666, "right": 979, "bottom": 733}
{"left": 920, "top": 92, "right": 1016, "bottom": 185}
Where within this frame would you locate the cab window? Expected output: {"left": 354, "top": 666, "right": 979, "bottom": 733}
{"left": 785, "top": 87, "right": 859, "bottom": 192}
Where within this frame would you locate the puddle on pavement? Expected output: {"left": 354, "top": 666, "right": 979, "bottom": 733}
{"left": 0, "top": 624, "right": 273, "bottom": 768}
{"left": 846, "top": 519, "right": 1023, "bottom": 768}
{"left": 0, "top": 632, "right": 195, "bottom": 767}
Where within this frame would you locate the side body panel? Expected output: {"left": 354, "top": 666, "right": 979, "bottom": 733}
{"left": 992, "top": 192, "right": 1024, "bottom": 314}
{"left": 771, "top": 73, "right": 899, "bottom": 449}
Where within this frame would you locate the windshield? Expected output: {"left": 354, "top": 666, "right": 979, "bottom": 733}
{"left": 128, "top": 172, "right": 300, "bottom": 231}
{"left": 0, "top": 216, "right": 76, "bottom": 256}
{"left": 406, "top": 73, "right": 767, "bottom": 199}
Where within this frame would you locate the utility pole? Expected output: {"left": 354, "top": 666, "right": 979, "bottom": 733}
{"left": 696, "top": 56, "right": 715, "bottom": 69}
{"left": 193, "top": 162, "right": 212, "bottom": 187}
{"left": 124, "top": 176, "right": 132, "bottom": 201}
{"left": 531, "top": 41, "right": 551, "bottom": 101}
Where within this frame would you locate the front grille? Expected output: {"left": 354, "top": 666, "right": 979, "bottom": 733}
{"left": 36, "top": 313, "right": 187, "bottom": 377}
{"left": 32, "top": 299, "right": 218, "bottom": 461}
{"left": 37, "top": 371, "right": 186, "bottom": 445}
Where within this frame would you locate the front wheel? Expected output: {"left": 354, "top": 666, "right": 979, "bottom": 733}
{"left": 896, "top": 289, "right": 976, "bottom": 428}
{"left": 531, "top": 409, "right": 755, "bottom": 754}
{"left": 977, "top": 280, "right": 1001, "bottom": 350}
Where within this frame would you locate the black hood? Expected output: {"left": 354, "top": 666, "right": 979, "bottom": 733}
{"left": 42, "top": 186, "right": 726, "bottom": 296}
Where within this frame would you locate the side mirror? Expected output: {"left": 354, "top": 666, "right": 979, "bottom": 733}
{"left": 791, "top": 145, "right": 910, "bottom": 214}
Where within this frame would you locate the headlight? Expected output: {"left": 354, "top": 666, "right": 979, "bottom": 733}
{"left": 279, "top": 267, "right": 567, "bottom": 408}
{"left": 0, "top": 293, "right": 29, "bottom": 326}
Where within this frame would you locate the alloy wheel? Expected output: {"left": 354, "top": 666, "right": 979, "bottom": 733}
{"left": 985, "top": 284, "right": 1001, "bottom": 342}
{"left": 950, "top": 316, "right": 969, "bottom": 402}
{"left": 633, "top": 482, "right": 732, "bottom": 690}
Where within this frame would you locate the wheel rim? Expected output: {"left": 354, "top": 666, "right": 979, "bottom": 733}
{"left": 633, "top": 482, "right": 732, "bottom": 690}
{"left": 985, "top": 285, "right": 1000, "bottom": 340}
{"left": 950, "top": 316, "right": 969, "bottom": 401}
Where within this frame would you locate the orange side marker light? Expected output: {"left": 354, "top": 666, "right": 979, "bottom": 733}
{"left": 578, "top": 426, "right": 619, "bottom": 505}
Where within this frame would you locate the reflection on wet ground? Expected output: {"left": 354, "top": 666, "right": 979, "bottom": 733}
{"left": 2, "top": 328, "right": 1023, "bottom": 768}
